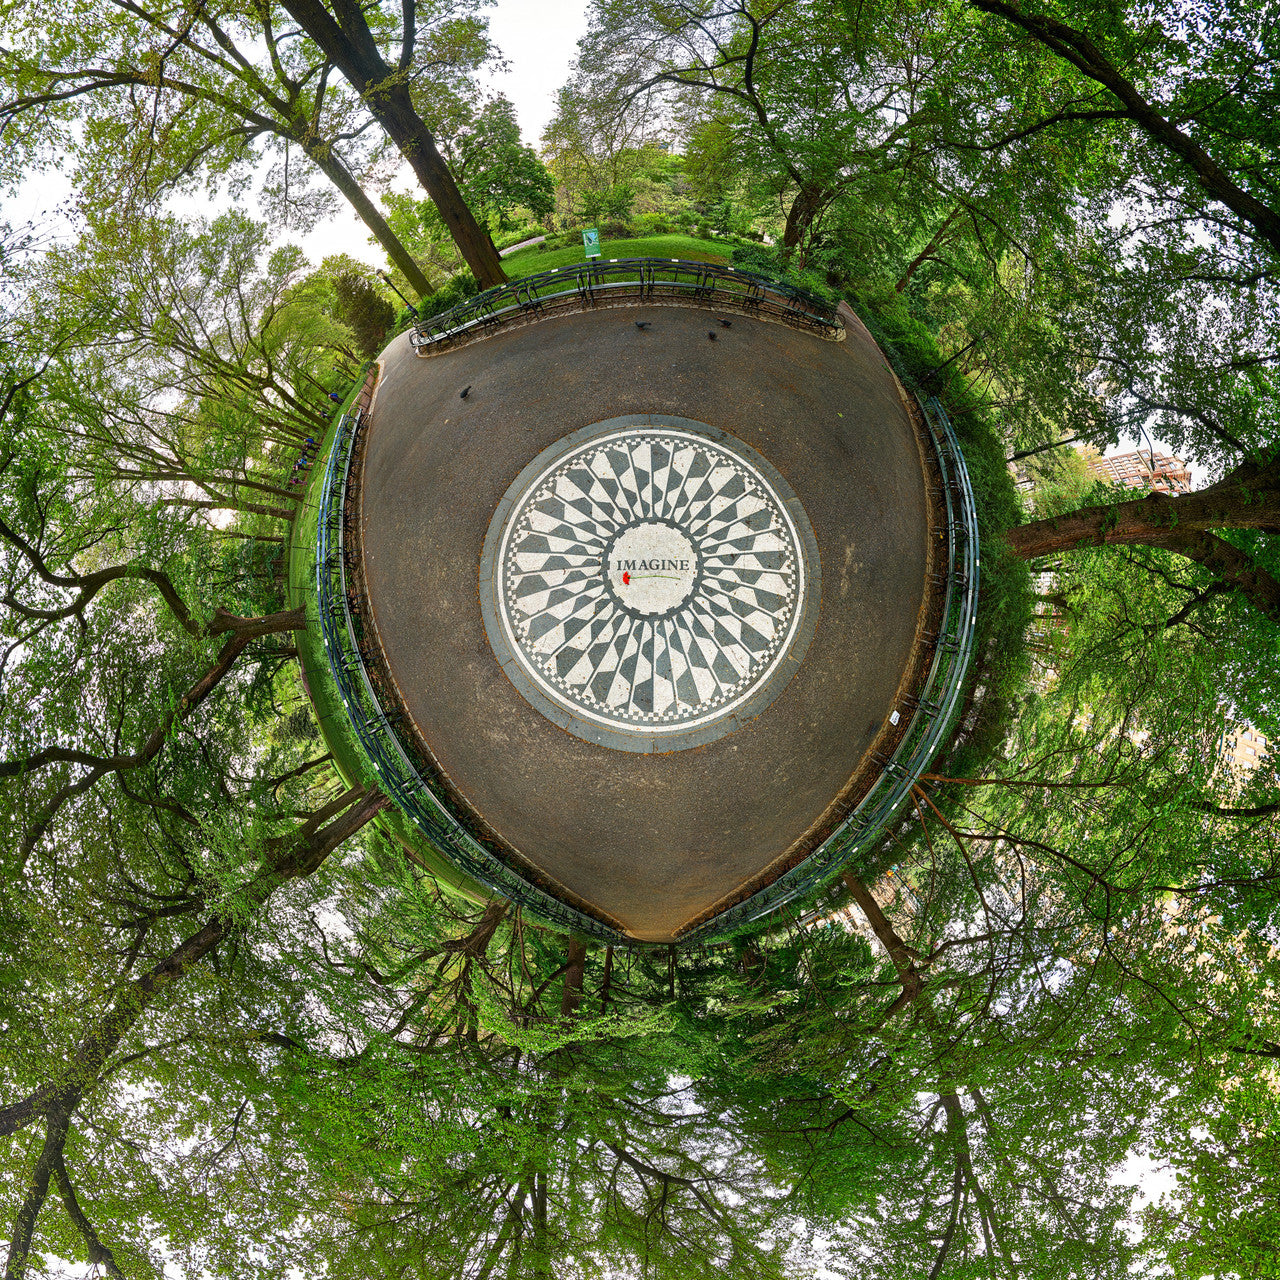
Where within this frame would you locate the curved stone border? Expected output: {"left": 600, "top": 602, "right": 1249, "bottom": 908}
{"left": 411, "top": 258, "right": 841, "bottom": 353}
{"left": 316, "top": 368, "right": 978, "bottom": 948}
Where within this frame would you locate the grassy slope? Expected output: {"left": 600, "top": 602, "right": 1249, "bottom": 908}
{"left": 501, "top": 233, "right": 731, "bottom": 278}
{"left": 285, "top": 376, "right": 489, "bottom": 904}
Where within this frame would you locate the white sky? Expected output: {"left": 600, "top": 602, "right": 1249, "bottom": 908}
{"left": 6, "top": 1, "right": 590, "bottom": 268}
{"left": 485, "top": 0, "right": 590, "bottom": 144}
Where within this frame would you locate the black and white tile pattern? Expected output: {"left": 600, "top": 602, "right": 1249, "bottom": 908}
{"left": 482, "top": 417, "right": 819, "bottom": 751}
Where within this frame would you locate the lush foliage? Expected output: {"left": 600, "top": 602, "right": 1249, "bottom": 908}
{"left": 447, "top": 96, "right": 556, "bottom": 230}
{"left": 3, "top": 0, "right": 1280, "bottom": 1277}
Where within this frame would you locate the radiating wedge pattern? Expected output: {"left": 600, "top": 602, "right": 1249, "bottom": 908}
{"left": 496, "top": 427, "right": 806, "bottom": 731}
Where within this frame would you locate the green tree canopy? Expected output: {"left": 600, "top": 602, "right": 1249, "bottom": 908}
{"left": 447, "top": 96, "right": 555, "bottom": 230}
{"left": 4, "top": 2, "right": 1280, "bottom": 1277}
{"left": 0, "top": 0, "right": 504, "bottom": 297}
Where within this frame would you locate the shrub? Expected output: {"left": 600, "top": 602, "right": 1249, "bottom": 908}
{"left": 842, "top": 287, "right": 1031, "bottom": 774}
{"left": 415, "top": 271, "right": 482, "bottom": 321}
{"left": 728, "top": 243, "right": 840, "bottom": 307}
{"left": 633, "top": 213, "right": 674, "bottom": 236}
{"left": 331, "top": 270, "right": 395, "bottom": 360}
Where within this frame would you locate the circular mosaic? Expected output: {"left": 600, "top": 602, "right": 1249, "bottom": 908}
{"left": 480, "top": 416, "right": 821, "bottom": 752}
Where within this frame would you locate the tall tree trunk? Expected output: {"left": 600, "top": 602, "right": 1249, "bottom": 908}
{"left": 3, "top": 1110, "right": 70, "bottom": 1280}
{"left": 206, "top": 606, "right": 307, "bottom": 640}
{"left": 51, "top": 1154, "right": 124, "bottom": 1279}
{"left": 937, "top": 1090, "right": 1015, "bottom": 1271}
{"left": 303, "top": 141, "right": 434, "bottom": 299}
{"left": 456, "top": 899, "right": 509, "bottom": 957}
{"left": 599, "top": 945, "right": 613, "bottom": 1014}
{"left": 280, "top": 0, "right": 507, "bottom": 289}
{"left": 1008, "top": 457, "right": 1280, "bottom": 622}
{"left": 560, "top": 936, "right": 587, "bottom": 1020}
{"left": 473, "top": 1179, "right": 527, "bottom": 1280}
{"left": 1007, "top": 435, "right": 1079, "bottom": 462}
{"left": 530, "top": 1168, "right": 551, "bottom": 1280}
{"left": 782, "top": 181, "right": 830, "bottom": 254}
{"left": 969, "top": 0, "right": 1280, "bottom": 257}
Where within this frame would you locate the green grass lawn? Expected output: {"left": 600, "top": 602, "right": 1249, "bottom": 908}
{"left": 501, "top": 233, "right": 732, "bottom": 279}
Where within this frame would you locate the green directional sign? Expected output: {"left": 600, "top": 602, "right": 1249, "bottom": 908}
{"left": 582, "top": 227, "right": 602, "bottom": 258}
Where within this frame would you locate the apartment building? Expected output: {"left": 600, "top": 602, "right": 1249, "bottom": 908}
{"left": 1222, "top": 725, "right": 1270, "bottom": 776}
{"left": 1086, "top": 450, "right": 1193, "bottom": 495}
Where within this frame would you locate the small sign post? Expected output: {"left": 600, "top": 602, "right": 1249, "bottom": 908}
{"left": 582, "top": 227, "right": 602, "bottom": 259}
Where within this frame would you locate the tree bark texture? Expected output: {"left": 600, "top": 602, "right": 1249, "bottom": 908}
{"left": 560, "top": 935, "right": 588, "bottom": 1020}
{"left": 51, "top": 1153, "right": 124, "bottom": 1278}
{"left": 782, "top": 180, "right": 831, "bottom": 251}
{"left": 840, "top": 871, "right": 925, "bottom": 1006}
{"left": 3, "top": 1111, "right": 70, "bottom": 1280}
{"left": 280, "top": 0, "right": 507, "bottom": 288}
{"left": 1007, "top": 458, "right": 1280, "bottom": 623}
{"left": 303, "top": 141, "right": 434, "bottom": 298}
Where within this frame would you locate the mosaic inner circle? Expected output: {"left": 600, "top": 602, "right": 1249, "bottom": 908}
{"left": 605, "top": 522, "right": 698, "bottom": 616}
{"left": 481, "top": 416, "right": 820, "bottom": 751}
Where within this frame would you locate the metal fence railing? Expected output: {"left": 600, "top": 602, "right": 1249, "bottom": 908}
{"left": 314, "top": 408, "right": 626, "bottom": 943}
{"left": 316, "top": 395, "right": 978, "bottom": 949}
{"left": 410, "top": 257, "right": 841, "bottom": 351}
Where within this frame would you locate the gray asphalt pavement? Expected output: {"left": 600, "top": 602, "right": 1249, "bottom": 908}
{"left": 358, "top": 304, "right": 935, "bottom": 940}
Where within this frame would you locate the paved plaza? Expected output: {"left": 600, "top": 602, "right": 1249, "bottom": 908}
{"left": 357, "top": 303, "right": 936, "bottom": 940}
